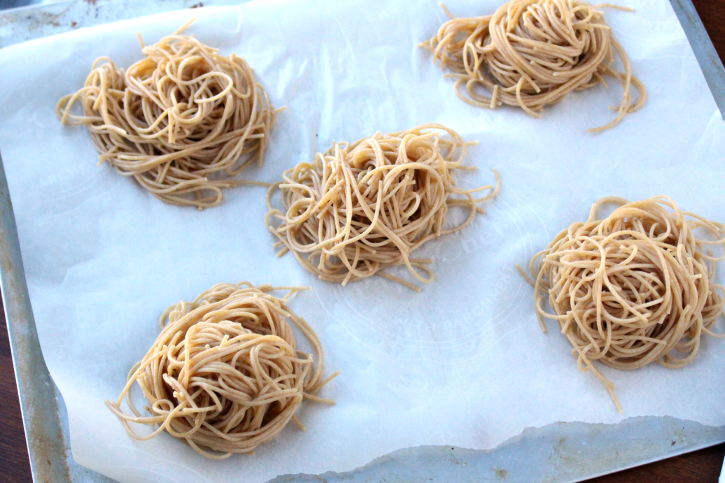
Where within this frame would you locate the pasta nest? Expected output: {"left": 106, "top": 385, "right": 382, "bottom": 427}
{"left": 422, "top": 0, "right": 647, "bottom": 131}
{"left": 107, "top": 283, "right": 336, "bottom": 458}
{"left": 58, "top": 28, "right": 275, "bottom": 208}
{"left": 266, "top": 124, "right": 500, "bottom": 291}
{"left": 525, "top": 196, "right": 725, "bottom": 411}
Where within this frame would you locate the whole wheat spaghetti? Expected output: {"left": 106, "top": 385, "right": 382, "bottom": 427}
{"left": 107, "top": 282, "right": 337, "bottom": 458}
{"left": 266, "top": 123, "right": 500, "bottom": 292}
{"left": 57, "top": 22, "right": 276, "bottom": 209}
{"left": 520, "top": 197, "right": 725, "bottom": 411}
{"left": 421, "top": 0, "right": 647, "bottom": 132}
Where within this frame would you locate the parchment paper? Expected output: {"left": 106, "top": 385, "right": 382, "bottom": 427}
{"left": 1, "top": 1, "right": 724, "bottom": 482}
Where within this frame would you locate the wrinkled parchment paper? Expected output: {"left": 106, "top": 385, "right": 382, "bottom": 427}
{"left": 1, "top": 1, "right": 725, "bottom": 482}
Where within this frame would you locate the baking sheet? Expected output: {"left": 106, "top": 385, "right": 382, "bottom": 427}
{"left": 1, "top": 0, "right": 725, "bottom": 482}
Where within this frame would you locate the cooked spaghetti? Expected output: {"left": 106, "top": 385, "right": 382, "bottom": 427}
{"left": 266, "top": 123, "right": 500, "bottom": 292}
{"left": 107, "top": 283, "right": 337, "bottom": 458}
{"left": 421, "top": 0, "right": 647, "bottom": 132}
{"left": 520, "top": 197, "right": 725, "bottom": 411}
{"left": 57, "top": 22, "right": 276, "bottom": 209}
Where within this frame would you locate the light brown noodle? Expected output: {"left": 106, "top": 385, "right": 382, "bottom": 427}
{"left": 266, "top": 123, "right": 500, "bottom": 292}
{"left": 420, "top": 0, "right": 647, "bottom": 132}
{"left": 57, "top": 22, "right": 276, "bottom": 209}
{"left": 520, "top": 196, "right": 725, "bottom": 411}
{"left": 106, "top": 282, "right": 337, "bottom": 458}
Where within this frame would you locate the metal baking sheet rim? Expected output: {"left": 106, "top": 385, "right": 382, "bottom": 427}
{"left": 1, "top": 0, "right": 724, "bottom": 481}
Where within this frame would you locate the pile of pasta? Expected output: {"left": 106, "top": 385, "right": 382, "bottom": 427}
{"left": 57, "top": 23, "right": 275, "bottom": 208}
{"left": 421, "top": 0, "right": 647, "bottom": 132}
{"left": 107, "top": 283, "right": 337, "bottom": 458}
{"left": 266, "top": 124, "right": 500, "bottom": 291}
{"left": 522, "top": 197, "right": 725, "bottom": 411}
